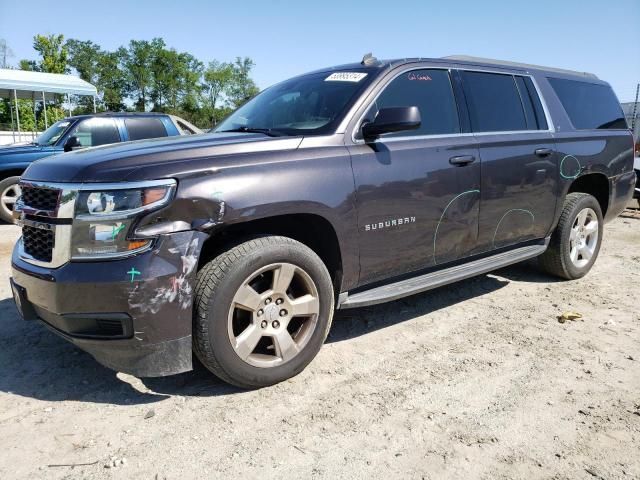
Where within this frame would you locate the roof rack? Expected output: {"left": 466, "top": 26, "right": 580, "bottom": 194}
{"left": 442, "top": 55, "right": 598, "bottom": 79}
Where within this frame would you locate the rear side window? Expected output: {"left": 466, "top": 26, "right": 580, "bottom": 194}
{"left": 368, "top": 69, "right": 460, "bottom": 136}
{"left": 522, "top": 77, "right": 548, "bottom": 130}
{"left": 70, "top": 118, "right": 121, "bottom": 147}
{"left": 125, "top": 117, "right": 168, "bottom": 141}
{"left": 461, "top": 71, "right": 528, "bottom": 132}
{"left": 548, "top": 78, "right": 626, "bottom": 129}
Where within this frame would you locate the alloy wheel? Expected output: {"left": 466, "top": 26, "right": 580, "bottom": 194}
{"left": 1, "top": 183, "right": 21, "bottom": 218}
{"left": 227, "top": 262, "right": 320, "bottom": 368}
{"left": 569, "top": 207, "right": 598, "bottom": 268}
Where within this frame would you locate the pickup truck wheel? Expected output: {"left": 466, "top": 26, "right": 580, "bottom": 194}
{"left": 0, "top": 176, "right": 21, "bottom": 224}
{"left": 193, "top": 236, "right": 334, "bottom": 388}
{"left": 538, "top": 192, "right": 603, "bottom": 280}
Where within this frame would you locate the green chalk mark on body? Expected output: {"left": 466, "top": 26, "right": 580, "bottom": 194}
{"left": 127, "top": 268, "right": 141, "bottom": 283}
{"left": 111, "top": 224, "right": 126, "bottom": 239}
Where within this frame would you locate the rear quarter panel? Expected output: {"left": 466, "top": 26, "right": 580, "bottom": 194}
{"left": 533, "top": 74, "right": 634, "bottom": 225}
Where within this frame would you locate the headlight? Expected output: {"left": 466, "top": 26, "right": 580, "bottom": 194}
{"left": 71, "top": 179, "right": 176, "bottom": 259}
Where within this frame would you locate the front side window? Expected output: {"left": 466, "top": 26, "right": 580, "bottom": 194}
{"left": 548, "top": 77, "right": 626, "bottom": 130}
{"left": 461, "top": 71, "right": 528, "bottom": 132}
{"left": 35, "top": 120, "right": 73, "bottom": 146}
{"left": 365, "top": 69, "right": 460, "bottom": 137}
{"left": 69, "top": 118, "right": 120, "bottom": 148}
{"left": 215, "top": 70, "right": 373, "bottom": 136}
{"left": 125, "top": 117, "right": 168, "bottom": 141}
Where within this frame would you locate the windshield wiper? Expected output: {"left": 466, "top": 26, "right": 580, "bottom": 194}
{"left": 217, "top": 127, "right": 286, "bottom": 137}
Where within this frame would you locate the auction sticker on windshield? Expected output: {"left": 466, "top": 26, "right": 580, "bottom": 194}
{"left": 325, "top": 72, "right": 368, "bottom": 82}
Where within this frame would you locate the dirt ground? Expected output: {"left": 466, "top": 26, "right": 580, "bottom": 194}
{"left": 0, "top": 210, "right": 638, "bottom": 480}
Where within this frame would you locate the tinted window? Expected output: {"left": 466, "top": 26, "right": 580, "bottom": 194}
{"left": 70, "top": 118, "right": 120, "bottom": 147}
{"left": 461, "top": 71, "right": 527, "bottom": 132}
{"left": 368, "top": 69, "right": 460, "bottom": 137}
{"left": 515, "top": 76, "right": 538, "bottom": 130}
{"left": 125, "top": 117, "right": 168, "bottom": 141}
{"left": 548, "top": 78, "right": 626, "bottom": 129}
{"left": 523, "top": 77, "right": 548, "bottom": 130}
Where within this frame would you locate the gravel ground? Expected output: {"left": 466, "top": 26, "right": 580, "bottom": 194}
{"left": 0, "top": 211, "right": 638, "bottom": 480}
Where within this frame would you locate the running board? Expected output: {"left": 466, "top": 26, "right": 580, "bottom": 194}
{"left": 339, "top": 243, "right": 548, "bottom": 309}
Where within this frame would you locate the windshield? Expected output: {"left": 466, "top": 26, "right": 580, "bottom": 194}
{"left": 215, "top": 70, "right": 373, "bottom": 136}
{"left": 34, "top": 120, "right": 73, "bottom": 146}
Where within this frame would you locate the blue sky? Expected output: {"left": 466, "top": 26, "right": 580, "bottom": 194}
{"left": 1, "top": 0, "right": 639, "bottom": 101}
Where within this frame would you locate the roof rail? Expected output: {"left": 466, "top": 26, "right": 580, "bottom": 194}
{"left": 442, "top": 55, "right": 598, "bottom": 79}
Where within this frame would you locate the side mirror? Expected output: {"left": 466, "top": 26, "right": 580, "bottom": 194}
{"left": 361, "top": 106, "right": 421, "bottom": 141}
{"left": 63, "top": 135, "right": 82, "bottom": 152}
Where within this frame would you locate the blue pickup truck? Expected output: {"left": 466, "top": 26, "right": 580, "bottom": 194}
{"left": 0, "top": 112, "right": 201, "bottom": 222}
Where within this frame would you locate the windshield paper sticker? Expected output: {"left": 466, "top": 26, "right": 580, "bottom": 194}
{"left": 325, "top": 72, "right": 368, "bottom": 82}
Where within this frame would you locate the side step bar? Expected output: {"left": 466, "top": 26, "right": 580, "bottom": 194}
{"left": 338, "top": 242, "right": 548, "bottom": 309}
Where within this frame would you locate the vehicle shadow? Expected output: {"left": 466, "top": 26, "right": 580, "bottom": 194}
{"left": 0, "top": 262, "right": 555, "bottom": 404}
{"left": 326, "top": 269, "right": 517, "bottom": 344}
{"left": 0, "top": 297, "right": 240, "bottom": 404}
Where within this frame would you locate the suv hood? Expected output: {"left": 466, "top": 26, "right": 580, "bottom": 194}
{"left": 21, "top": 132, "right": 303, "bottom": 183}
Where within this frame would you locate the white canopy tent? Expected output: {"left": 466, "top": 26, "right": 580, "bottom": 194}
{"left": 0, "top": 68, "right": 98, "bottom": 142}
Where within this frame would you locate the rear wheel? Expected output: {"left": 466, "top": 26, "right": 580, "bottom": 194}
{"left": 0, "top": 176, "right": 21, "bottom": 224}
{"left": 193, "top": 236, "right": 334, "bottom": 388}
{"left": 538, "top": 192, "right": 603, "bottom": 279}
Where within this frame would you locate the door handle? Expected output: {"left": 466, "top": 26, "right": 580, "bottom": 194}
{"left": 449, "top": 155, "right": 476, "bottom": 166}
{"left": 534, "top": 148, "right": 554, "bottom": 157}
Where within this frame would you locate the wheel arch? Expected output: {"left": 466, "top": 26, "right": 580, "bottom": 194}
{"left": 0, "top": 169, "right": 25, "bottom": 181}
{"left": 567, "top": 173, "right": 609, "bottom": 216}
{"left": 198, "top": 213, "right": 345, "bottom": 295}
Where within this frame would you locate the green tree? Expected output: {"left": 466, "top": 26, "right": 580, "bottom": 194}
{"left": 33, "top": 34, "right": 68, "bottom": 74}
{"left": 121, "top": 38, "right": 165, "bottom": 111}
{"left": 66, "top": 39, "right": 101, "bottom": 82}
{"left": 203, "top": 60, "right": 234, "bottom": 124}
{"left": 227, "top": 57, "right": 259, "bottom": 108}
{"left": 3, "top": 33, "right": 261, "bottom": 131}
{"left": 0, "top": 39, "right": 13, "bottom": 68}
{"left": 97, "top": 51, "right": 127, "bottom": 111}
{"left": 19, "top": 59, "right": 39, "bottom": 71}
{"left": 66, "top": 39, "right": 102, "bottom": 113}
{"left": 66, "top": 39, "right": 128, "bottom": 112}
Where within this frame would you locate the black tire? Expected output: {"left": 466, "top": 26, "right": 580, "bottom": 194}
{"left": 0, "top": 176, "right": 21, "bottom": 224}
{"left": 193, "top": 236, "right": 334, "bottom": 389}
{"left": 538, "top": 192, "right": 603, "bottom": 280}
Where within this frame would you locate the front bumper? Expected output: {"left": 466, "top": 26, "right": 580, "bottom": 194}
{"left": 10, "top": 230, "right": 207, "bottom": 377}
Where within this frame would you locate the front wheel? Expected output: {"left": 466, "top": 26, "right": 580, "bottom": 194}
{"left": 0, "top": 176, "right": 21, "bottom": 224}
{"left": 193, "top": 236, "right": 334, "bottom": 388}
{"left": 538, "top": 192, "right": 603, "bottom": 280}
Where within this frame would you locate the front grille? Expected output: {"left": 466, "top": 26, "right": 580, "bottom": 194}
{"left": 22, "top": 225, "right": 54, "bottom": 262}
{"left": 21, "top": 185, "right": 60, "bottom": 211}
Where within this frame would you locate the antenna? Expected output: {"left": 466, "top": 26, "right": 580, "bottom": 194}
{"left": 361, "top": 53, "right": 378, "bottom": 66}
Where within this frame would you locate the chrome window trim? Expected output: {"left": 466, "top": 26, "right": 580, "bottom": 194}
{"left": 348, "top": 64, "right": 555, "bottom": 145}
{"left": 366, "top": 130, "right": 553, "bottom": 144}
